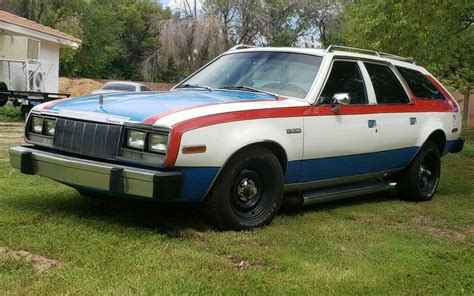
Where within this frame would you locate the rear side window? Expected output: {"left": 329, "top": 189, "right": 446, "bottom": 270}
{"left": 396, "top": 67, "right": 445, "bottom": 100}
{"left": 320, "top": 61, "right": 368, "bottom": 105}
{"left": 364, "top": 63, "right": 409, "bottom": 104}
{"left": 140, "top": 85, "right": 152, "bottom": 91}
{"left": 102, "top": 83, "right": 136, "bottom": 92}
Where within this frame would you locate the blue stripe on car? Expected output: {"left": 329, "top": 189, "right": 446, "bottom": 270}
{"left": 294, "top": 147, "right": 419, "bottom": 183}
{"left": 177, "top": 147, "right": 419, "bottom": 201}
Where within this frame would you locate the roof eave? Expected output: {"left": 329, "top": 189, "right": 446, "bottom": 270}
{"left": 0, "top": 22, "right": 81, "bottom": 49}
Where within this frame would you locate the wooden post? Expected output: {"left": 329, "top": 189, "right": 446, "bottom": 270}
{"left": 462, "top": 91, "right": 470, "bottom": 126}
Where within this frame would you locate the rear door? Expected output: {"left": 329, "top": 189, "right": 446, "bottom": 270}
{"left": 362, "top": 62, "right": 420, "bottom": 172}
{"left": 300, "top": 59, "right": 380, "bottom": 183}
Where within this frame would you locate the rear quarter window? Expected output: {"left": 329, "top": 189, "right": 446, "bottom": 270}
{"left": 364, "top": 63, "right": 409, "bottom": 104}
{"left": 396, "top": 67, "right": 446, "bottom": 100}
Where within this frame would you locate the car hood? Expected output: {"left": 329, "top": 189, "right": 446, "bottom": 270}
{"left": 42, "top": 89, "right": 278, "bottom": 122}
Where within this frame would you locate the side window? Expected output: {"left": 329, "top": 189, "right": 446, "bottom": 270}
{"left": 140, "top": 85, "right": 152, "bottom": 91}
{"left": 396, "top": 67, "right": 445, "bottom": 100}
{"left": 364, "top": 63, "right": 409, "bottom": 104}
{"left": 320, "top": 61, "right": 368, "bottom": 105}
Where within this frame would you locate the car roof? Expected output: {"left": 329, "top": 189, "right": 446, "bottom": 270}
{"left": 103, "top": 81, "right": 145, "bottom": 87}
{"left": 225, "top": 46, "right": 428, "bottom": 74}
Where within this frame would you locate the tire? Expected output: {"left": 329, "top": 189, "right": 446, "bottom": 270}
{"left": 204, "top": 146, "right": 284, "bottom": 230}
{"left": 398, "top": 141, "right": 441, "bottom": 201}
{"left": 0, "top": 82, "right": 8, "bottom": 107}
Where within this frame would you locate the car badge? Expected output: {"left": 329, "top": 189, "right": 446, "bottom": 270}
{"left": 98, "top": 95, "right": 104, "bottom": 109}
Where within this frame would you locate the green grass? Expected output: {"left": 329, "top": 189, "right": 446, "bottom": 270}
{"left": 0, "top": 124, "right": 473, "bottom": 295}
{"left": 0, "top": 106, "right": 23, "bottom": 122}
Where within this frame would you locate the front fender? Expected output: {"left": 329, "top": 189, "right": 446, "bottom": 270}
{"left": 175, "top": 117, "right": 303, "bottom": 169}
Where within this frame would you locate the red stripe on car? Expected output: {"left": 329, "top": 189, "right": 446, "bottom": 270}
{"left": 144, "top": 97, "right": 287, "bottom": 124}
{"left": 163, "top": 95, "right": 457, "bottom": 167}
{"left": 163, "top": 106, "right": 306, "bottom": 167}
{"left": 42, "top": 98, "right": 73, "bottom": 110}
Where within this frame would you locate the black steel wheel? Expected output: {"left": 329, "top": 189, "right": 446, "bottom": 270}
{"left": 398, "top": 141, "right": 441, "bottom": 201}
{"left": 204, "top": 146, "right": 284, "bottom": 230}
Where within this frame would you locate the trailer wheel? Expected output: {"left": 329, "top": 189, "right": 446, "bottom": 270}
{"left": 20, "top": 105, "right": 31, "bottom": 118}
{"left": 0, "top": 82, "right": 8, "bottom": 107}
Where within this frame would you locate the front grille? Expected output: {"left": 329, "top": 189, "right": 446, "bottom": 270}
{"left": 53, "top": 118, "right": 122, "bottom": 160}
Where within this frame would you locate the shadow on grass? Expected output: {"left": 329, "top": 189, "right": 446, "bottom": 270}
{"left": 7, "top": 188, "right": 399, "bottom": 236}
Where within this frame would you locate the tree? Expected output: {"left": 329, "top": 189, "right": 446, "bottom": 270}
{"left": 296, "top": 0, "right": 342, "bottom": 48}
{"left": 337, "top": 0, "right": 473, "bottom": 124}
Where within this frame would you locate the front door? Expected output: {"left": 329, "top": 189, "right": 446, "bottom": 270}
{"left": 300, "top": 60, "right": 380, "bottom": 183}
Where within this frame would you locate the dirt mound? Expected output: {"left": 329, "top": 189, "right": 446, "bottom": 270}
{"left": 0, "top": 246, "right": 63, "bottom": 273}
{"left": 59, "top": 77, "right": 103, "bottom": 97}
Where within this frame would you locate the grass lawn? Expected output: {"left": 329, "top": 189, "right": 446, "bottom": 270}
{"left": 0, "top": 123, "right": 472, "bottom": 295}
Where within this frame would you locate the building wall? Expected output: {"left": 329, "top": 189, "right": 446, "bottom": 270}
{"left": 39, "top": 40, "right": 59, "bottom": 93}
{"left": 0, "top": 33, "right": 60, "bottom": 93}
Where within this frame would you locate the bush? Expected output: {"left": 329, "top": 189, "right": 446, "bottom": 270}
{"left": 0, "top": 105, "right": 23, "bottom": 122}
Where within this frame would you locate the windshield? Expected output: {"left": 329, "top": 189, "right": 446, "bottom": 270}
{"left": 102, "top": 83, "right": 136, "bottom": 91}
{"left": 181, "top": 52, "right": 323, "bottom": 99}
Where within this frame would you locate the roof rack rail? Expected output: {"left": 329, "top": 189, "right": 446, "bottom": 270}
{"left": 228, "top": 44, "right": 259, "bottom": 51}
{"left": 326, "top": 45, "right": 416, "bottom": 64}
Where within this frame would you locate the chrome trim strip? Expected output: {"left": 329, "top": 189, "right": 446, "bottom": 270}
{"left": 36, "top": 109, "right": 130, "bottom": 124}
{"left": 284, "top": 168, "right": 402, "bottom": 192}
{"left": 302, "top": 181, "right": 396, "bottom": 205}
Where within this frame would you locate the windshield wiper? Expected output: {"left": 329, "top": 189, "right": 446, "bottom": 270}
{"left": 220, "top": 85, "right": 277, "bottom": 97}
{"left": 175, "top": 83, "right": 213, "bottom": 91}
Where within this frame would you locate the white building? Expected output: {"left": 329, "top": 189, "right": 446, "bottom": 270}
{"left": 0, "top": 10, "right": 81, "bottom": 93}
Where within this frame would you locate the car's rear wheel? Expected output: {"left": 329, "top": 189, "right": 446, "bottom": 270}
{"left": 204, "top": 146, "right": 284, "bottom": 230}
{"left": 398, "top": 141, "right": 441, "bottom": 201}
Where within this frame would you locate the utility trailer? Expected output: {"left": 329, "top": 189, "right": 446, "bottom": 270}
{"left": 0, "top": 10, "right": 81, "bottom": 118}
{"left": 0, "top": 58, "right": 70, "bottom": 116}
{"left": 0, "top": 88, "right": 70, "bottom": 117}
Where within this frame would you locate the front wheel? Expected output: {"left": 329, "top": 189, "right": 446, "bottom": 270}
{"left": 398, "top": 141, "right": 441, "bottom": 201}
{"left": 204, "top": 147, "right": 284, "bottom": 230}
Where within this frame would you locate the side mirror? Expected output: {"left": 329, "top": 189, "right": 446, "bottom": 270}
{"left": 331, "top": 93, "right": 351, "bottom": 112}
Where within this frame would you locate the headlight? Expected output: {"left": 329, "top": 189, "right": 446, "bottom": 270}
{"left": 31, "top": 116, "right": 44, "bottom": 134}
{"left": 126, "top": 130, "right": 146, "bottom": 150}
{"left": 148, "top": 133, "right": 168, "bottom": 154}
{"left": 43, "top": 118, "right": 56, "bottom": 136}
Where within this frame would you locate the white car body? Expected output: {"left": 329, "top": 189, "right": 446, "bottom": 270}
{"left": 10, "top": 46, "right": 464, "bottom": 229}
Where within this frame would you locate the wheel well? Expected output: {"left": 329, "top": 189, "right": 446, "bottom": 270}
{"left": 260, "top": 142, "right": 288, "bottom": 175}
{"left": 230, "top": 142, "right": 288, "bottom": 176}
{"left": 426, "top": 130, "right": 446, "bottom": 153}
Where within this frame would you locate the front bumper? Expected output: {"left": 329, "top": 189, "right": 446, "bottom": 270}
{"left": 9, "top": 146, "right": 183, "bottom": 200}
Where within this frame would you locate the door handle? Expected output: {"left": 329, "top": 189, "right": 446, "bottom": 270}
{"left": 368, "top": 120, "right": 377, "bottom": 128}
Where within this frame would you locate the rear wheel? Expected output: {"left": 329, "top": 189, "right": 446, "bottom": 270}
{"left": 398, "top": 141, "right": 441, "bottom": 201}
{"left": 204, "top": 147, "right": 284, "bottom": 230}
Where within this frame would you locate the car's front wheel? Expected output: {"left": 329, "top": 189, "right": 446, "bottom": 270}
{"left": 204, "top": 146, "right": 284, "bottom": 230}
{"left": 398, "top": 141, "right": 441, "bottom": 201}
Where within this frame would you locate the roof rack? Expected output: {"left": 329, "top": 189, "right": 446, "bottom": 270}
{"left": 326, "top": 45, "right": 416, "bottom": 64}
{"left": 228, "top": 44, "right": 259, "bottom": 51}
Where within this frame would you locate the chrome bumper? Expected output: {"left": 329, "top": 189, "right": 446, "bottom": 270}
{"left": 9, "top": 146, "right": 183, "bottom": 200}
